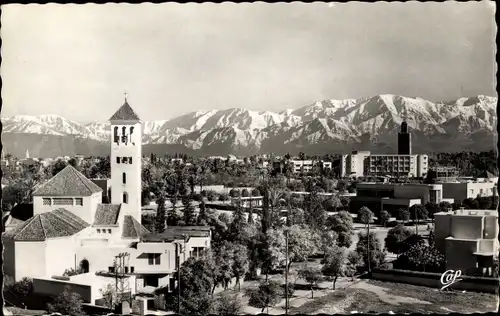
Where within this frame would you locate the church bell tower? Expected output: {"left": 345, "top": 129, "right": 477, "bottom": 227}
{"left": 109, "top": 94, "right": 142, "bottom": 224}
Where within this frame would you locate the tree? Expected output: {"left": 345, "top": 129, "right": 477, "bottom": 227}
{"left": 396, "top": 208, "right": 410, "bottom": 224}
{"left": 229, "top": 189, "right": 240, "bottom": 198}
{"left": 52, "top": 159, "right": 68, "bottom": 176}
{"left": 379, "top": 210, "right": 391, "bottom": 227}
{"left": 8, "top": 277, "right": 33, "bottom": 304}
{"left": 463, "top": 198, "right": 480, "bottom": 209}
{"left": 229, "top": 206, "right": 247, "bottom": 244}
{"left": 166, "top": 256, "right": 216, "bottom": 315}
{"left": 409, "top": 204, "right": 428, "bottom": 235}
{"left": 155, "top": 196, "right": 167, "bottom": 233}
{"left": 259, "top": 229, "right": 286, "bottom": 279}
{"left": 47, "top": 286, "right": 84, "bottom": 316}
{"left": 215, "top": 292, "right": 243, "bottom": 316}
{"left": 251, "top": 188, "right": 261, "bottom": 197}
{"left": 355, "top": 232, "right": 386, "bottom": 272}
{"left": 206, "top": 190, "right": 217, "bottom": 202}
{"left": 318, "top": 230, "right": 339, "bottom": 257}
{"left": 219, "top": 193, "right": 230, "bottom": 202}
{"left": 322, "top": 245, "right": 347, "bottom": 290}
{"left": 231, "top": 243, "right": 250, "bottom": 291}
{"left": 99, "top": 284, "right": 118, "bottom": 312}
{"left": 245, "top": 280, "right": 283, "bottom": 313}
{"left": 182, "top": 198, "right": 197, "bottom": 226}
{"left": 197, "top": 201, "right": 208, "bottom": 225}
{"left": 345, "top": 251, "right": 363, "bottom": 280}
{"left": 384, "top": 224, "right": 413, "bottom": 257}
{"left": 476, "top": 196, "right": 493, "bottom": 210}
{"left": 214, "top": 242, "right": 235, "bottom": 290}
{"left": 357, "top": 207, "right": 374, "bottom": 227}
{"left": 287, "top": 225, "right": 318, "bottom": 270}
{"left": 298, "top": 266, "right": 323, "bottom": 298}
{"left": 241, "top": 188, "right": 250, "bottom": 197}
{"left": 394, "top": 243, "right": 445, "bottom": 273}
{"left": 327, "top": 211, "right": 354, "bottom": 248}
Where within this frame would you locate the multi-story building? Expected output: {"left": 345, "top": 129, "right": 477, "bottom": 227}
{"left": 341, "top": 152, "right": 428, "bottom": 178}
{"left": 434, "top": 209, "right": 499, "bottom": 276}
{"left": 433, "top": 166, "right": 460, "bottom": 182}
{"left": 341, "top": 121, "right": 429, "bottom": 178}
{"left": 441, "top": 181, "right": 497, "bottom": 203}
{"left": 350, "top": 182, "right": 453, "bottom": 214}
{"left": 289, "top": 160, "right": 332, "bottom": 174}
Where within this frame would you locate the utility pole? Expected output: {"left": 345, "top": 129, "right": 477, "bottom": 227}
{"left": 285, "top": 228, "right": 289, "bottom": 315}
{"left": 367, "top": 221, "right": 371, "bottom": 273}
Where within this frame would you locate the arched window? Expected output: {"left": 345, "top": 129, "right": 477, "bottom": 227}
{"left": 122, "top": 126, "right": 126, "bottom": 135}
{"left": 130, "top": 126, "right": 134, "bottom": 135}
{"left": 123, "top": 192, "right": 128, "bottom": 204}
{"left": 123, "top": 172, "right": 127, "bottom": 184}
{"left": 80, "top": 259, "right": 90, "bottom": 273}
{"left": 114, "top": 127, "right": 119, "bottom": 143}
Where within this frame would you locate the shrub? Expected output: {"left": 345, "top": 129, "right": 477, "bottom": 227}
{"left": 47, "top": 286, "right": 84, "bottom": 316}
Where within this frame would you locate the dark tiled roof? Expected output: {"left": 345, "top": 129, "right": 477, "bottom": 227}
{"left": 33, "top": 165, "right": 103, "bottom": 197}
{"left": 109, "top": 102, "right": 141, "bottom": 121}
{"left": 122, "top": 215, "right": 150, "bottom": 238}
{"left": 141, "top": 226, "right": 211, "bottom": 242}
{"left": 3, "top": 208, "right": 90, "bottom": 241}
{"left": 93, "top": 204, "right": 121, "bottom": 225}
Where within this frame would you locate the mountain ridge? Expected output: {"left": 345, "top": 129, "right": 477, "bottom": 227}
{"left": 2, "top": 94, "right": 497, "bottom": 158}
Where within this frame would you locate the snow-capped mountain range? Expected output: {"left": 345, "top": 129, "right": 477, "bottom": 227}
{"left": 2, "top": 94, "right": 497, "bottom": 158}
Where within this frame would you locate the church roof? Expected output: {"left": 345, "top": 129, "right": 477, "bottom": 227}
{"left": 33, "top": 165, "right": 102, "bottom": 197}
{"left": 93, "top": 204, "right": 121, "bottom": 226}
{"left": 3, "top": 208, "right": 90, "bottom": 241}
{"left": 122, "top": 215, "right": 150, "bottom": 238}
{"left": 109, "top": 101, "right": 141, "bottom": 121}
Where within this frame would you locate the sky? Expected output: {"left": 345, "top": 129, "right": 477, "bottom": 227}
{"left": 1, "top": 1, "right": 497, "bottom": 122}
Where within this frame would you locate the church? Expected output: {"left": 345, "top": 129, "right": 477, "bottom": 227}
{"left": 3, "top": 98, "right": 211, "bottom": 305}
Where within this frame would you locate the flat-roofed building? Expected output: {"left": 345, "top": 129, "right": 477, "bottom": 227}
{"left": 434, "top": 209, "right": 499, "bottom": 276}
{"left": 351, "top": 182, "right": 453, "bottom": 214}
{"left": 441, "top": 181, "right": 497, "bottom": 203}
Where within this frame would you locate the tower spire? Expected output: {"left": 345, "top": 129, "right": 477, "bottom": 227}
{"left": 124, "top": 92, "right": 128, "bottom": 103}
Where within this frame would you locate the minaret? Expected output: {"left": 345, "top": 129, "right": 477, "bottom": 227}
{"left": 109, "top": 94, "right": 142, "bottom": 224}
{"left": 398, "top": 110, "right": 412, "bottom": 155}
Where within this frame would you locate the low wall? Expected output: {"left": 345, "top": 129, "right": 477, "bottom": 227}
{"left": 371, "top": 268, "right": 499, "bottom": 294}
{"left": 33, "top": 278, "right": 92, "bottom": 303}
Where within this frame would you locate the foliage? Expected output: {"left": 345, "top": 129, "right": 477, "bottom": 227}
{"left": 287, "top": 225, "right": 318, "bottom": 266}
{"left": 241, "top": 188, "right": 250, "bottom": 197}
{"left": 355, "top": 231, "right": 386, "bottom": 271}
{"left": 345, "top": 251, "right": 363, "bottom": 278}
{"left": 321, "top": 245, "right": 348, "bottom": 290}
{"left": 298, "top": 266, "right": 323, "bottom": 298}
{"left": 215, "top": 292, "right": 243, "bottom": 316}
{"left": 231, "top": 242, "right": 250, "bottom": 291}
{"left": 384, "top": 224, "right": 413, "bottom": 255}
{"left": 155, "top": 196, "right": 167, "bottom": 233}
{"left": 182, "top": 198, "right": 197, "bottom": 226}
{"left": 357, "top": 206, "right": 374, "bottom": 226}
{"left": 206, "top": 190, "right": 217, "bottom": 202}
{"left": 396, "top": 208, "right": 410, "bottom": 223}
{"left": 245, "top": 280, "right": 283, "bottom": 313}
{"left": 63, "top": 267, "right": 84, "bottom": 277}
{"left": 394, "top": 244, "right": 445, "bottom": 273}
{"left": 7, "top": 277, "right": 33, "bottom": 303}
{"left": 327, "top": 211, "right": 354, "bottom": 248}
{"left": 99, "top": 284, "right": 118, "bottom": 311}
{"left": 379, "top": 210, "right": 391, "bottom": 227}
{"left": 214, "top": 242, "right": 236, "bottom": 290}
{"left": 400, "top": 234, "right": 426, "bottom": 254}
{"left": 219, "top": 193, "right": 230, "bottom": 202}
{"left": 318, "top": 230, "right": 339, "bottom": 256}
{"left": 47, "top": 286, "right": 84, "bottom": 316}
{"left": 409, "top": 204, "right": 428, "bottom": 221}
{"left": 166, "top": 256, "right": 216, "bottom": 315}
{"left": 229, "top": 189, "right": 240, "bottom": 198}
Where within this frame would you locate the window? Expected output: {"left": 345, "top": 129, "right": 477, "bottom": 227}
{"left": 129, "top": 157, "right": 133, "bottom": 164}
{"left": 122, "top": 127, "right": 127, "bottom": 144}
{"left": 116, "top": 157, "right": 120, "bottom": 164}
{"left": 75, "top": 198, "right": 83, "bottom": 206}
{"left": 53, "top": 198, "right": 73, "bottom": 206}
{"left": 122, "top": 157, "right": 128, "bottom": 163}
{"left": 123, "top": 192, "right": 128, "bottom": 203}
{"left": 107, "top": 229, "right": 112, "bottom": 233}
{"left": 108, "top": 266, "right": 115, "bottom": 273}
{"left": 130, "top": 267, "right": 135, "bottom": 273}
{"left": 43, "top": 198, "right": 51, "bottom": 206}
{"left": 97, "top": 229, "right": 101, "bottom": 233}
{"left": 124, "top": 266, "right": 129, "bottom": 273}
{"left": 130, "top": 126, "right": 134, "bottom": 135}
{"left": 123, "top": 172, "right": 127, "bottom": 184}
{"left": 114, "top": 127, "right": 119, "bottom": 143}
{"left": 148, "top": 253, "right": 161, "bottom": 265}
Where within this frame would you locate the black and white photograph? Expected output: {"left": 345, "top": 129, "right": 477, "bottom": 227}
{"left": 1, "top": 2, "right": 498, "bottom": 315}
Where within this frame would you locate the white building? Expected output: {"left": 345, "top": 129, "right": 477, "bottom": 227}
{"left": 340, "top": 151, "right": 429, "bottom": 178}
{"left": 290, "top": 160, "right": 332, "bottom": 174}
{"left": 2, "top": 99, "right": 212, "bottom": 307}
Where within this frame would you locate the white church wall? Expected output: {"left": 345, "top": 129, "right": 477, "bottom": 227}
{"left": 45, "top": 236, "right": 78, "bottom": 277}
{"left": 33, "top": 193, "right": 102, "bottom": 224}
{"left": 15, "top": 241, "right": 46, "bottom": 281}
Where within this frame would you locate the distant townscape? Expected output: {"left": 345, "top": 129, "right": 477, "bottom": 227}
{"left": 2, "top": 97, "right": 498, "bottom": 316}
{"left": 1, "top": 94, "right": 497, "bottom": 158}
